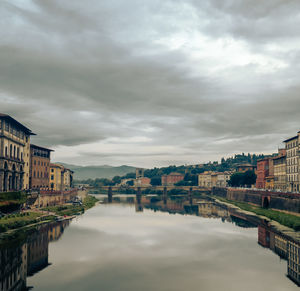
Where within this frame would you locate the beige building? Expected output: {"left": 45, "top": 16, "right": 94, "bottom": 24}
{"left": 198, "top": 172, "right": 212, "bottom": 187}
{"left": 284, "top": 134, "right": 299, "bottom": 192}
{"left": 273, "top": 151, "right": 286, "bottom": 192}
{"left": 0, "top": 113, "right": 34, "bottom": 192}
{"left": 63, "top": 168, "right": 74, "bottom": 190}
{"left": 198, "top": 171, "right": 231, "bottom": 188}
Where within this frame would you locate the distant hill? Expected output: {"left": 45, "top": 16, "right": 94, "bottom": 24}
{"left": 55, "top": 163, "right": 136, "bottom": 180}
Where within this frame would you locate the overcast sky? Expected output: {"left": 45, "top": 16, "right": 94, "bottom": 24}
{"left": 1, "top": 0, "right": 300, "bottom": 167}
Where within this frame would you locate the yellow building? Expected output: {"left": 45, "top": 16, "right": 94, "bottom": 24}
{"left": 0, "top": 113, "right": 35, "bottom": 192}
{"left": 49, "top": 164, "right": 64, "bottom": 191}
{"left": 273, "top": 153, "right": 287, "bottom": 192}
{"left": 50, "top": 164, "right": 74, "bottom": 191}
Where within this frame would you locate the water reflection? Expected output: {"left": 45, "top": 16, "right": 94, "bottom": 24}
{"left": 0, "top": 220, "right": 70, "bottom": 291}
{"left": 1, "top": 195, "right": 300, "bottom": 290}
{"left": 136, "top": 196, "right": 300, "bottom": 286}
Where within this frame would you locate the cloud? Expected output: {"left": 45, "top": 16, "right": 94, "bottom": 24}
{"left": 0, "top": 0, "right": 299, "bottom": 167}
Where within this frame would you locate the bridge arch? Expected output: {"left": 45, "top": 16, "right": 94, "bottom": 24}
{"left": 262, "top": 196, "right": 270, "bottom": 209}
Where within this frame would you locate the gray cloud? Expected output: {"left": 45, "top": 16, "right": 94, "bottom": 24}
{"left": 0, "top": 0, "right": 299, "bottom": 167}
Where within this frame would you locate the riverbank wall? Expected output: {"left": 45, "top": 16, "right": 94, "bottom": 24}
{"left": 212, "top": 187, "right": 300, "bottom": 213}
{"left": 29, "top": 189, "right": 87, "bottom": 208}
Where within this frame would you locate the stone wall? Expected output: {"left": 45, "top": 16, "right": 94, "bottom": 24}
{"left": 212, "top": 187, "right": 300, "bottom": 213}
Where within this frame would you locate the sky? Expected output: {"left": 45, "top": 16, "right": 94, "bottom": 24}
{"left": 1, "top": 0, "right": 300, "bottom": 168}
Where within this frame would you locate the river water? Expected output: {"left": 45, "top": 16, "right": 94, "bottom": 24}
{"left": 1, "top": 197, "right": 299, "bottom": 290}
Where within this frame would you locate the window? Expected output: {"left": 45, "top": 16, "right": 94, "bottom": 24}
{"left": 51, "top": 175, "right": 54, "bottom": 180}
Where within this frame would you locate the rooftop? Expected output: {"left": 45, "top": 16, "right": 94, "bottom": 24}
{"left": 0, "top": 113, "right": 35, "bottom": 135}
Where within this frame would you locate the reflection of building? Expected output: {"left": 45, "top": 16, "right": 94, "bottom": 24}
{"left": 161, "top": 172, "right": 184, "bottom": 186}
{"left": 0, "top": 243, "right": 28, "bottom": 291}
{"left": 0, "top": 113, "right": 34, "bottom": 192}
{"left": 27, "top": 226, "right": 49, "bottom": 276}
{"left": 284, "top": 135, "right": 299, "bottom": 192}
{"left": 275, "top": 235, "right": 288, "bottom": 259}
{"left": 288, "top": 241, "right": 300, "bottom": 285}
{"left": 0, "top": 220, "right": 70, "bottom": 291}
{"left": 30, "top": 144, "right": 53, "bottom": 190}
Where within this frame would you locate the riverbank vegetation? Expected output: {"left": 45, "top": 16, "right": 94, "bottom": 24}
{"left": 0, "top": 212, "right": 55, "bottom": 233}
{"left": 42, "top": 195, "right": 99, "bottom": 216}
{"left": 0, "top": 191, "right": 26, "bottom": 213}
{"left": 215, "top": 197, "right": 300, "bottom": 231}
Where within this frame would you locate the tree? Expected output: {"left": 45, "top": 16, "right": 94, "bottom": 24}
{"left": 243, "top": 170, "right": 256, "bottom": 187}
{"left": 150, "top": 176, "right": 161, "bottom": 186}
{"left": 126, "top": 180, "right": 134, "bottom": 186}
{"left": 112, "top": 176, "right": 121, "bottom": 185}
{"left": 228, "top": 171, "right": 256, "bottom": 187}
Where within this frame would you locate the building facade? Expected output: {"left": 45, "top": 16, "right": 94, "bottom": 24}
{"left": 134, "top": 177, "right": 151, "bottom": 187}
{"left": 63, "top": 168, "right": 74, "bottom": 190}
{"left": 236, "top": 164, "right": 256, "bottom": 173}
{"left": 29, "top": 144, "right": 53, "bottom": 190}
{"left": 49, "top": 164, "right": 64, "bottom": 191}
{"left": 50, "top": 164, "right": 73, "bottom": 191}
{"left": 284, "top": 135, "right": 299, "bottom": 192}
{"left": 198, "top": 172, "right": 212, "bottom": 187}
{"left": 256, "top": 158, "right": 271, "bottom": 189}
{"left": 273, "top": 153, "right": 287, "bottom": 192}
{"left": 0, "top": 114, "right": 34, "bottom": 192}
{"left": 161, "top": 172, "right": 184, "bottom": 186}
{"left": 199, "top": 171, "right": 231, "bottom": 188}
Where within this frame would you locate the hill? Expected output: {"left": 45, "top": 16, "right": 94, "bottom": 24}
{"left": 55, "top": 163, "right": 136, "bottom": 180}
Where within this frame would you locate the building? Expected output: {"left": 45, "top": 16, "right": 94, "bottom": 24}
{"left": 273, "top": 151, "right": 286, "bottom": 192}
{"left": 136, "top": 168, "right": 144, "bottom": 179}
{"left": 161, "top": 172, "right": 184, "bottom": 186}
{"left": 284, "top": 135, "right": 299, "bottom": 192}
{"left": 215, "top": 172, "right": 231, "bottom": 187}
{"left": 256, "top": 158, "right": 271, "bottom": 189}
{"left": 134, "top": 177, "right": 151, "bottom": 187}
{"left": 49, "top": 164, "right": 65, "bottom": 191}
{"left": 29, "top": 144, "right": 53, "bottom": 190}
{"left": 63, "top": 168, "right": 74, "bottom": 190}
{"left": 198, "top": 171, "right": 231, "bottom": 188}
{"left": 198, "top": 172, "right": 213, "bottom": 187}
{"left": 236, "top": 164, "right": 256, "bottom": 173}
{"left": 49, "top": 164, "right": 73, "bottom": 191}
{"left": 0, "top": 113, "right": 35, "bottom": 192}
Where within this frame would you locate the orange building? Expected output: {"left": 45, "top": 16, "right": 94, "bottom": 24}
{"left": 161, "top": 172, "right": 184, "bottom": 186}
{"left": 29, "top": 144, "right": 53, "bottom": 190}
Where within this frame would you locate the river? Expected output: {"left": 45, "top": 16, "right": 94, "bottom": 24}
{"left": 1, "top": 196, "right": 299, "bottom": 290}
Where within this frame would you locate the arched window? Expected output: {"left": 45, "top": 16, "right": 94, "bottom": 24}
{"left": 34, "top": 171, "right": 36, "bottom": 178}
{"left": 5, "top": 146, "right": 7, "bottom": 157}
{"left": 10, "top": 144, "right": 12, "bottom": 158}
{"left": 17, "top": 148, "right": 19, "bottom": 159}
{"left": 13, "top": 146, "right": 16, "bottom": 158}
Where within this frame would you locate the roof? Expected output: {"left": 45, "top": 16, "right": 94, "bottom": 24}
{"left": 0, "top": 113, "right": 36, "bottom": 135}
{"left": 273, "top": 154, "right": 286, "bottom": 160}
{"left": 168, "top": 172, "right": 184, "bottom": 176}
{"left": 30, "top": 144, "right": 54, "bottom": 152}
{"left": 283, "top": 135, "right": 298, "bottom": 143}
{"left": 237, "top": 164, "right": 255, "bottom": 167}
